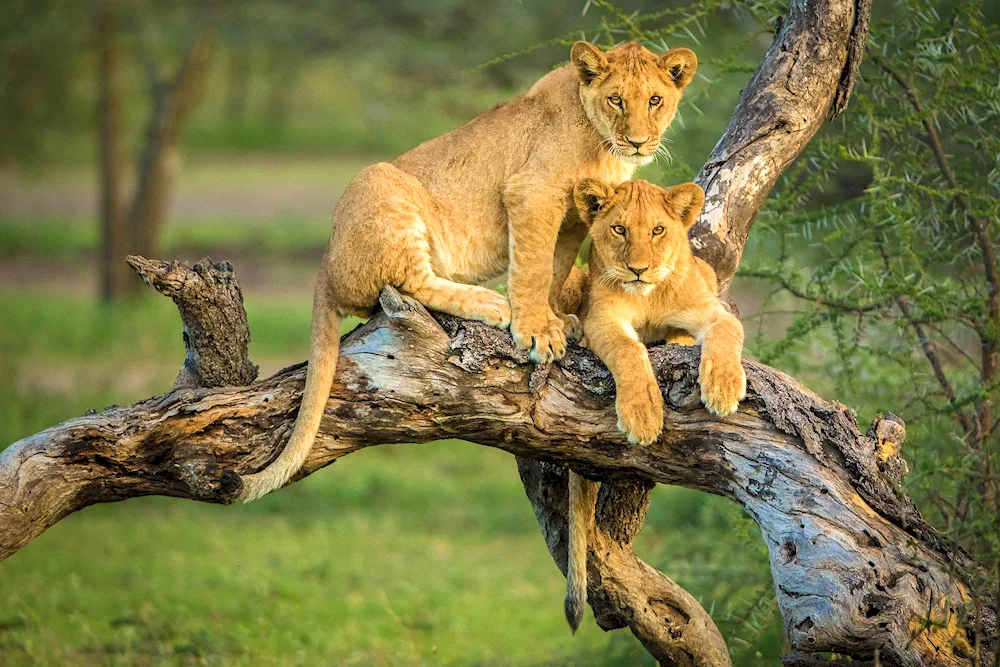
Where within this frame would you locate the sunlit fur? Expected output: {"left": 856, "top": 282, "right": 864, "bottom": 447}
{"left": 579, "top": 179, "right": 700, "bottom": 299}
{"left": 232, "top": 42, "right": 698, "bottom": 503}
{"left": 566, "top": 177, "right": 746, "bottom": 428}
{"left": 572, "top": 42, "right": 697, "bottom": 167}
{"left": 559, "top": 178, "right": 746, "bottom": 633}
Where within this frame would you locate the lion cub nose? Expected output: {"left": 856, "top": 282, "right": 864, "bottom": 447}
{"left": 628, "top": 265, "right": 648, "bottom": 278}
{"left": 626, "top": 136, "right": 648, "bottom": 149}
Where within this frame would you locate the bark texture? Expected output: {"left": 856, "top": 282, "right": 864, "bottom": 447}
{"left": 125, "top": 255, "right": 258, "bottom": 389}
{"left": 516, "top": 2, "right": 877, "bottom": 655}
{"left": 0, "top": 286, "right": 991, "bottom": 665}
{"left": 690, "top": 0, "right": 864, "bottom": 294}
{"left": 518, "top": 463, "right": 731, "bottom": 666}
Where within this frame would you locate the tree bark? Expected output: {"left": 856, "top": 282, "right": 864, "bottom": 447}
{"left": 516, "top": 0, "right": 881, "bottom": 662}
{"left": 125, "top": 255, "right": 258, "bottom": 389}
{"left": 0, "top": 283, "right": 990, "bottom": 666}
{"left": 518, "top": 462, "right": 731, "bottom": 666}
{"left": 689, "top": 0, "right": 868, "bottom": 295}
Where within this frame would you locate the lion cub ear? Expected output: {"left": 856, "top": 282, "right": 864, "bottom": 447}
{"left": 663, "top": 182, "right": 705, "bottom": 229}
{"left": 658, "top": 48, "right": 698, "bottom": 89}
{"left": 574, "top": 178, "right": 616, "bottom": 223}
{"left": 571, "top": 41, "right": 610, "bottom": 85}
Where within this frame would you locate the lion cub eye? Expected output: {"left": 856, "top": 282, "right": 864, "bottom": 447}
{"left": 649, "top": 95, "right": 662, "bottom": 106}
{"left": 611, "top": 225, "right": 626, "bottom": 236}
{"left": 652, "top": 226, "right": 665, "bottom": 236}
{"left": 608, "top": 95, "right": 623, "bottom": 108}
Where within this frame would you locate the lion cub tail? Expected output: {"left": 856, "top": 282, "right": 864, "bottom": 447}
{"left": 233, "top": 305, "right": 343, "bottom": 503}
{"left": 565, "top": 470, "right": 598, "bottom": 633}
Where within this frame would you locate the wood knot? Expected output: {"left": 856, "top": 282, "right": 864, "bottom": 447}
{"left": 867, "top": 412, "right": 906, "bottom": 461}
{"left": 218, "top": 470, "right": 243, "bottom": 504}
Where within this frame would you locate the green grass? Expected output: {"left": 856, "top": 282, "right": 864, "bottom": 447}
{"left": 0, "top": 288, "right": 784, "bottom": 665}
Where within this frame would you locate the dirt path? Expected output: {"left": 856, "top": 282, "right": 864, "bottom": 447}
{"left": 0, "top": 154, "right": 375, "bottom": 224}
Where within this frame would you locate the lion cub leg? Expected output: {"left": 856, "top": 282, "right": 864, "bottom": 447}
{"left": 401, "top": 267, "right": 511, "bottom": 328}
{"left": 584, "top": 314, "right": 664, "bottom": 445}
{"left": 504, "top": 181, "right": 571, "bottom": 364}
{"left": 549, "top": 224, "right": 588, "bottom": 343}
{"left": 697, "top": 309, "right": 746, "bottom": 417}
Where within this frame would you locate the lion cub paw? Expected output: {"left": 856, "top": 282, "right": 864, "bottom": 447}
{"left": 560, "top": 313, "right": 584, "bottom": 344}
{"left": 511, "top": 314, "right": 567, "bottom": 364}
{"left": 465, "top": 290, "right": 512, "bottom": 328}
{"left": 615, "top": 378, "right": 664, "bottom": 445}
{"left": 698, "top": 355, "right": 746, "bottom": 417}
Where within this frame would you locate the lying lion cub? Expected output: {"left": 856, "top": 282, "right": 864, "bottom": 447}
{"left": 560, "top": 178, "right": 746, "bottom": 632}
{"left": 232, "top": 42, "right": 699, "bottom": 502}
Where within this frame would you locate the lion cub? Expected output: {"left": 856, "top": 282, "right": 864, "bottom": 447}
{"left": 231, "top": 41, "right": 699, "bottom": 502}
{"left": 560, "top": 178, "right": 746, "bottom": 631}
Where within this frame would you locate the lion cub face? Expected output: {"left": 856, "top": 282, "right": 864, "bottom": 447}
{"left": 574, "top": 179, "right": 705, "bottom": 296}
{"left": 571, "top": 41, "right": 697, "bottom": 167}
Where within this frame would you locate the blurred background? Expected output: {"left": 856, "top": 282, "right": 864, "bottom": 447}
{"left": 2, "top": 0, "right": 998, "bottom": 664}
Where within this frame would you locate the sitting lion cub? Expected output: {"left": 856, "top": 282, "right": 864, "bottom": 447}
{"left": 560, "top": 178, "right": 746, "bottom": 632}
{"left": 231, "top": 41, "right": 699, "bottom": 502}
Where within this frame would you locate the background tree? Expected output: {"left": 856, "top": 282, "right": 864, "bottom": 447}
{"left": 95, "top": 0, "right": 224, "bottom": 298}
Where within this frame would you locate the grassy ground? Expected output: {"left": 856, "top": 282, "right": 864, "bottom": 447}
{"left": 0, "top": 287, "right": 785, "bottom": 665}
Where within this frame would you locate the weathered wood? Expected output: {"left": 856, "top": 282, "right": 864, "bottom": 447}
{"left": 126, "top": 255, "right": 258, "bottom": 389}
{"left": 690, "top": 0, "right": 864, "bottom": 295}
{"left": 516, "top": 0, "right": 879, "bottom": 661}
{"left": 517, "top": 0, "right": 876, "bottom": 658}
{"left": 518, "top": 462, "right": 731, "bottom": 666}
{"left": 4, "top": 0, "right": 991, "bottom": 662}
{"left": 0, "top": 290, "right": 988, "bottom": 665}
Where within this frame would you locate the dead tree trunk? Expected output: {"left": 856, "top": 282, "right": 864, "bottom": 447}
{"left": 0, "top": 275, "right": 990, "bottom": 666}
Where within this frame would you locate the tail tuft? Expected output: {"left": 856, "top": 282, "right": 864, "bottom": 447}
{"left": 565, "top": 589, "right": 585, "bottom": 634}
{"left": 565, "top": 471, "right": 597, "bottom": 634}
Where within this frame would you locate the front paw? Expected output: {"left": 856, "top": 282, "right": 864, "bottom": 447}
{"left": 615, "top": 381, "right": 664, "bottom": 445}
{"left": 561, "top": 313, "right": 583, "bottom": 344}
{"left": 698, "top": 355, "right": 746, "bottom": 417}
{"left": 471, "top": 290, "right": 512, "bottom": 328}
{"left": 511, "top": 315, "right": 567, "bottom": 363}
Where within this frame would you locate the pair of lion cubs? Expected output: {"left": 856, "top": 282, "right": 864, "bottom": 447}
{"left": 231, "top": 40, "right": 746, "bottom": 631}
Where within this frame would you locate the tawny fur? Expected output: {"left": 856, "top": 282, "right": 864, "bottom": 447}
{"left": 561, "top": 178, "right": 746, "bottom": 631}
{"left": 233, "top": 42, "right": 698, "bottom": 502}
